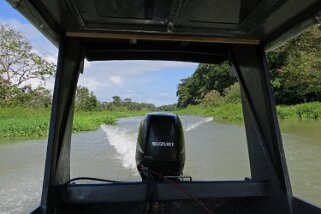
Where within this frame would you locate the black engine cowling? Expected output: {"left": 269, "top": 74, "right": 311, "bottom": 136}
{"left": 136, "top": 113, "right": 185, "bottom": 179}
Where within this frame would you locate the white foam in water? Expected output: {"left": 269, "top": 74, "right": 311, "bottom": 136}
{"left": 101, "top": 124, "right": 137, "bottom": 170}
{"left": 101, "top": 117, "right": 213, "bottom": 169}
{"left": 184, "top": 117, "right": 213, "bottom": 131}
{"left": 100, "top": 117, "right": 213, "bottom": 170}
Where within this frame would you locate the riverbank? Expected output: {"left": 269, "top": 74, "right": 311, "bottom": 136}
{"left": 0, "top": 107, "right": 145, "bottom": 139}
{"left": 176, "top": 102, "right": 321, "bottom": 122}
{"left": 1, "top": 102, "right": 321, "bottom": 139}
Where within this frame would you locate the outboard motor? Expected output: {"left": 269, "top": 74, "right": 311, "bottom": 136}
{"left": 136, "top": 113, "right": 185, "bottom": 179}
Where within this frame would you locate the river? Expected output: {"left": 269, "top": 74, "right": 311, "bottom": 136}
{"left": 0, "top": 116, "right": 320, "bottom": 213}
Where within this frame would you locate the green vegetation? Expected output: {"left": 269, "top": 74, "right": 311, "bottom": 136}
{"left": 177, "top": 104, "right": 244, "bottom": 122}
{"left": 177, "top": 62, "right": 236, "bottom": 107}
{"left": 177, "top": 25, "right": 321, "bottom": 107}
{"left": 0, "top": 23, "right": 55, "bottom": 107}
{"left": 276, "top": 102, "right": 321, "bottom": 120}
{"left": 75, "top": 86, "right": 99, "bottom": 111}
{"left": 176, "top": 25, "right": 321, "bottom": 121}
{"left": 177, "top": 102, "right": 321, "bottom": 122}
{"left": 0, "top": 22, "right": 163, "bottom": 140}
{"left": 0, "top": 107, "right": 50, "bottom": 138}
{"left": 99, "top": 96, "right": 177, "bottom": 112}
{"left": 268, "top": 25, "right": 321, "bottom": 104}
{"left": 0, "top": 107, "right": 145, "bottom": 139}
{"left": 100, "top": 96, "right": 157, "bottom": 112}
{"left": 72, "top": 111, "right": 145, "bottom": 132}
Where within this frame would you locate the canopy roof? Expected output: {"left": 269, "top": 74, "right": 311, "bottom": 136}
{"left": 6, "top": 0, "right": 321, "bottom": 62}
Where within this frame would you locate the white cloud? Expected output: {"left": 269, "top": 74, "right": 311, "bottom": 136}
{"left": 20, "top": 75, "right": 54, "bottom": 91}
{"left": 77, "top": 60, "right": 197, "bottom": 105}
{"left": 109, "top": 75, "right": 123, "bottom": 86}
{"left": 78, "top": 77, "right": 111, "bottom": 91}
{"left": 42, "top": 54, "right": 57, "bottom": 64}
{"left": 84, "top": 60, "right": 193, "bottom": 76}
{"left": 79, "top": 61, "right": 194, "bottom": 92}
{"left": 44, "top": 78, "right": 55, "bottom": 90}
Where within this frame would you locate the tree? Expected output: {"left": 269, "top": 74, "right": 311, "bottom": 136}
{"left": 177, "top": 25, "right": 321, "bottom": 107}
{"left": 157, "top": 104, "right": 177, "bottom": 111}
{"left": 193, "top": 63, "right": 236, "bottom": 95}
{"left": 124, "top": 98, "right": 132, "bottom": 103}
{"left": 75, "top": 86, "right": 98, "bottom": 111}
{"left": 20, "top": 86, "right": 52, "bottom": 108}
{"left": 202, "top": 90, "right": 223, "bottom": 107}
{"left": 267, "top": 24, "right": 321, "bottom": 104}
{"left": 223, "top": 83, "right": 241, "bottom": 104}
{"left": 112, "top": 96, "right": 122, "bottom": 106}
{"left": 177, "top": 62, "right": 236, "bottom": 107}
{"left": 0, "top": 23, "right": 55, "bottom": 104}
{"left": 102, "top": 95, "right": 156, "bottom": 111}
{"left": 176, "top": 77, "right": 199, "bottom": 108}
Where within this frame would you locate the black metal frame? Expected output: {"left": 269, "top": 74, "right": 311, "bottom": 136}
{"left": 58, "top": 181, "right": 268, "bottom": 204}
{"left": 6, "top": 0, "right": 321, "bottom": 52}
{"left": 34, "top": 38, "right": 321, "bottom": 214}
{"left": 40, "top": 37, "right": 84, "bottom": 213}
{"left": 230, "top": 45, "right": 293, "bottom": 213}
{"left": 3, "top": 0, "right": 321, "bottom": 213}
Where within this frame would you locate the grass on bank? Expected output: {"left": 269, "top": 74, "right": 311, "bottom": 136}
{"left": 176, "top": 102, "right": 321, "bottom": 122}
{"left": 1, "top": 102, "right": 321, "bottom": 139}
{"left": 176, "top": 103, "right": 244, "bottom": 122}
{"left": 0, "top": 107, "right": 145, "bottom": 138}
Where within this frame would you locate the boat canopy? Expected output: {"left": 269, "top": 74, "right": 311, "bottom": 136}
{"left": 6, "top": 0, "right": 321, "bottom": 62}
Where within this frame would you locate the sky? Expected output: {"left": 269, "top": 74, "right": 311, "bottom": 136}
{"left": 0, "top": 1, "right": 197, "bottom": 106}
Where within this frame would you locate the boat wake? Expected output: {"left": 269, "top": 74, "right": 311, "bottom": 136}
{"left": 100, "top": 117, "right": 213, "bottom": 171}
{"left": 183, "top": 117, "right": 213, "bottom": 131}
{"left": 101, "top": 124, "right": 137, "bottom": 170}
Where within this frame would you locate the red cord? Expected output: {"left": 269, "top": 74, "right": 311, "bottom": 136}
{"left": 139, "top": 165, "right": 214, "bottom": 214}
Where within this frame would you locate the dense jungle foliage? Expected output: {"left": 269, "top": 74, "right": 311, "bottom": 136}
{"left": 177, "top": 25, "right": 321, "bottom": 107}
